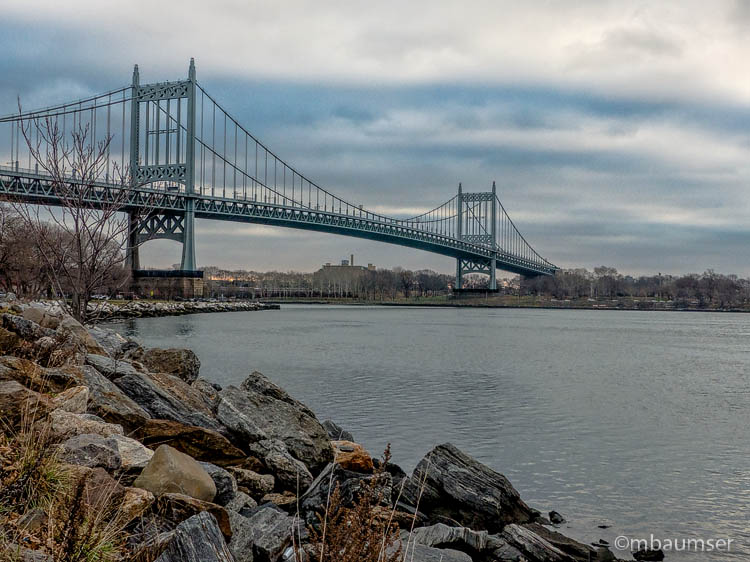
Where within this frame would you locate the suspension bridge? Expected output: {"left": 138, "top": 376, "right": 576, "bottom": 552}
{"left": 0, "top": 59, "right": 558, "bottom": 290}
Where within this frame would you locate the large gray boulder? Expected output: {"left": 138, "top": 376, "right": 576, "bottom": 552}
{"left": 133, "top": 444, "right": 217, "bottom": 502}
{"left": 87, "top": 326, "right": 136, "bottom": 356}
{"left": 79, "top": 365, "right": 151, "bottom": 431}
{"left": 228, "top": 505, "right": 300, "bottom": 562}
{"left": 217, "top": 385, "right": 333, "bottom": 473}
{"left": 240, "top": 371, "right": 315, "bottom": 418}
{"left": 402, "top": 443, "right": 535, "bottom": 533}
{"left": 247, "top": 439, "right": 313, "bottom": 492}
{"left": 154, "top": 512, "right": 235, "bottom": 562}
{"left": 86, "top": 354, "right": 141, "bottom": 379}
{"left": 59, "top": 433, "right": 122, "bottom": 471}
{"left": 139, "top": 347, "right": 201, "bottom": 383}
{"left": 114, "top": 372, "right": 225, "bottom": 433}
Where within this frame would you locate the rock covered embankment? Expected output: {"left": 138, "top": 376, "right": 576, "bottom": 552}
{"left": 0, "top": 298, "right": 635, "bottom": 562}
{"left": 91, "top": 299, "right": 280, "bottom": 320}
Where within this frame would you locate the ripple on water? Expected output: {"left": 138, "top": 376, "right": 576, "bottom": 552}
{"left": 108, "top": 306, "right": 750, "bottom": 561}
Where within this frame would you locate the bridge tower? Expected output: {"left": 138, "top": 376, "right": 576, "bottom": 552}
{"left": 126, "top": 59, "right": 198, "bottom": 274}
{"left": 455, "top": 182, "right": 497, "bottom": 291}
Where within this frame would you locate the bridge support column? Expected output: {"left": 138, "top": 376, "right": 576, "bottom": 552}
{"left": 180, "top": 199, "right": 196, "bottom": 271}
{"left": 455, "top": 259, "right": 463, "bottom": 290}
{"left": 180, "top": 58, "right": 197, "bottom": 272}
{"left": 489, "top": 258, "right": 496, "bottom": 290}
{"left": 125, "top": 212, "right": 140, "bottom": 272}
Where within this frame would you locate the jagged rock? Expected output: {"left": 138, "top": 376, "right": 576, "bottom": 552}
{"left": 135, "top": 348, "right": 201, "bottom": 383}
{"left": 86, "top": 354, "right": 141, "bottom": 379}
{"left": 121, "top": 486, "right": 155, "bottom": 525}
{"left": 79, "top": 365, "right": 151, "bottom": 431}
{"left": 156, "top": 492, "right": 232, "bottom": 541}
{"left": 57, "top": 315, "right": 105, "bottom": 354}
{"left": 134, "top": 444, "right": 217, "bottom": 502}
{"left": 0, "top": 380, "right": 51, "bottom": 426}
{"left": 247, "top": 439, "right": 313, "bottom": 492}
{"left": 484, "top": 534, "right": 526, "bottom": 561}
{"left": 217, "top": 385, "right": 333, "bottom": 473}
{"left": 192, "top": 378, "right": 221, "bottom": 410}
{"left": 115, "top": 372, "right": 225, "bottom": 433}
{"left": 133, "top": 419, "right": 246, "bottom": 466}
{"left": 112, "top": 434, "right": 154, "bottom": 471}
{"left": 332, "top": 440, "right": 374, "bottom": 473}
{"left": 0, "top": 356, "right": 81, "bottom": 393}
{"left": 2, "top": 313, "right": 53, "bottom": 340}
{"left": 228, "top": 505, "right": 300, "bottom": 562}
{"left": 225, "top": 491, "right": 257, "bottom": 513}
{"left": 51, "top": 385, "right": 89, "bottom": 413}
{"left": 402, "top": 443, "right": 534, "bottom": 533}
{"left": 149, "top": 371, "right": 217, "bottom": 417}
{"left": 87, "top": 326, "right": 133, "bottom": 356}
{"left": 397, "top": 538, "right": 473, "bottom": 562}
{"left": 49, "top": 409, "right": 124, "bottom": 439}
{"left": 408, "top": 523, "right": 489, "bottom": 553}
{"left": 227, "top": 467, "right": 275, "bottom": 499}
{"left": 322, "top": 419, "right": 354, "bottom": 442}
{"left": 154, "top": 512, "right": 235, "bottom": 562}
{"left": 59, "top": 433, "right": 122, "bottom": 470}
{"left": 200, "top": 462, "right": 238, "bottom": 506}
{"left": 524, "top": 522, "right": 595, "bottom": 560}
{"left": 502, "top": 524, "right": 574, "bottom": 562}
{"left": 300, "top": 463, "right": 392, "bottom": 523}
{"left": 240, "top": 370, "right": 315, "bottom": 418}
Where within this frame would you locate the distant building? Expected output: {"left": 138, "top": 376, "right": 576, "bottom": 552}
{"left": 313, "top": 254, "right": 375, "bottom": 295}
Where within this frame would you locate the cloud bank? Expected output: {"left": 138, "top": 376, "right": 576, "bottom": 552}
{"left": 1, "top": 0, "right": 749, "bottom": 275}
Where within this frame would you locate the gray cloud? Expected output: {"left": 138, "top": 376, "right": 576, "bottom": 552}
{"left": 0, "top": 1, "right": 748, "bottom": 276}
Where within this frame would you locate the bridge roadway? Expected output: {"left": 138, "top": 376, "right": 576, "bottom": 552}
{"left": 0, "top": 166, "right": 557, "bottom": 277}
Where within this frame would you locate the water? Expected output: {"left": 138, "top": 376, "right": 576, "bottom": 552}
{"left": 106, "top": 305, "right": 750, "bottom": 560}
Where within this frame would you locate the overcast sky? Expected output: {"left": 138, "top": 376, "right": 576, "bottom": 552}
{"left": 1, "top": 0, "right": 749, "bottom": 276}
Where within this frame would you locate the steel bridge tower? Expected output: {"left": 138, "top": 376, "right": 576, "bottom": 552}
{"left": 126, "top": 59, "right": 198, "bottom": 273}
{"left": 455, "top": 182, "right": 498, "bottom": 291}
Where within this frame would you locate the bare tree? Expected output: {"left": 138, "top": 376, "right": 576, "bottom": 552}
{"left": 12, "top": 112, "right": 141, "bottom": 322}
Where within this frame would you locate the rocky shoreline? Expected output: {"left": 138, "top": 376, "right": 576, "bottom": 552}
{"left": 12, "top": 298, "right": 281, "bottom": 322}
{"left": 0, "top": 297, "right": 661, "bottom": 562}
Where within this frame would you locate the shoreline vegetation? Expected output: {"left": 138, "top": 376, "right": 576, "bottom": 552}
{"left": 0, "top": 295, "right": 660, "bottom": 562}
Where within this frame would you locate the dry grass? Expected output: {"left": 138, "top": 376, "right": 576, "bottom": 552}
{"left": 304, "top": 445, "right": 403, "bottom": 562}
{"left": 0, "top": 390, "right": 130, "bottom": 561}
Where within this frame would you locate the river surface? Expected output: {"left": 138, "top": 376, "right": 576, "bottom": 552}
{"left": 106, "top": 305, "right": 750, "bottom": 560}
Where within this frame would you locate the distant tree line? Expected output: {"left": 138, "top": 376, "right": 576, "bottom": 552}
{"left": 203, "top": 266, "right": 454, "bottom": 300}
{"left": 523, "top": 267, "right": 750, "bottom": 309}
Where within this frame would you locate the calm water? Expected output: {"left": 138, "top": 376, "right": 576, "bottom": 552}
{"left": 106, "top": 306, "right": 750, "bottom": 560}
